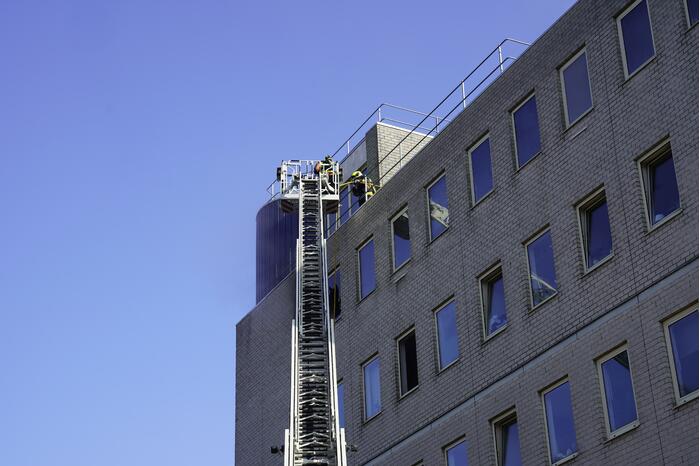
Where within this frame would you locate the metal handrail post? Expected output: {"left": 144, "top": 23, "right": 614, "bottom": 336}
{"left": 498, "top": 45, "right": 504, "bottom": 73}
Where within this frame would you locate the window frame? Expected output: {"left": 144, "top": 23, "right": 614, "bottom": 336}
{"left": 467, "top": 133, "right": 494, "bottom": 205}
{"left": 541, "top": 378, "right": 578, "bottom": 466}
{"left": 356, "top": 236, "right": 376, "bottom": 301}
{"left": 663, "top": 304, "right": 699, "bottom": 406}
{"left": 559, "top": 47, "right": 593, "bottom": 127}
{"left": 443, "top": 437, "right": 468, "bottom": 466}
{"left": 327, "top": 267, "right": 341, "bottom": 320}
{"left": 361, "top": 354, "right": 382, "bottom": 422}
{"left": 616, "top": 0, "right": 657, "bottom": 80}
{"left": 491, "top": 408, "right": 519, "bottom": 466}
{"left": 636, "top": 139, "right": 682, "bottom": 232}
{"left": 479, "top": 263, "right": 508, "bottom": 341}
{"left": 396, "top": 326, "right": 420, "bottom": 398}
{"left": 426, "top": 173, "right": 449, "bottom": 242}
{"left": 511, "top": 92, "right": 542, "bottom": 169}
{"left": 575, "top": 187, "right": 613, "bottom": 273}
{"left": 433, "top": 298, "right": 460, "bottom": 372}
{"left": 524, "top": 227, "right": 558, "bottom": 310}
{"left": 595, "top": 344, "right": 640, "bottom": 439}
{"left": 390, "top": 206, "right": 411, "bottom": 272}
{"left": 685, "top": 0, "right": 699, "bottom": 26}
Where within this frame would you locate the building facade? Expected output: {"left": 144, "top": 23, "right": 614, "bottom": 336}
{"left": 236, "top": 0, "right": 699, "bottom": 464}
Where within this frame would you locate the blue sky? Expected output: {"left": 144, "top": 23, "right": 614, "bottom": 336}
{"left": 0, "top": 1, "right": 574, "bottom": 464}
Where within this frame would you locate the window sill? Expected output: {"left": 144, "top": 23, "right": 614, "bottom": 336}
{"left": 582, "top": 253, "right": 614, "bottom": 276}
{"left": 398, "top": 385, "right": 419, "bottom": 401}
{"left": 529, "top": 292, "right": 559, "bottom": 313}
{"left": 471, "top": 188, "right": 496, "bottom": 208}
{"left": 437, "top": 357, "right": 460, "bottom": 375}
{"left": 552, "top": 452, "right": 578, "bottom": 466}
{"left": 686, "top": 20, "right": 698, "bottom": 32}
{"left": 482, "top": 323, "right": 508, "bottom": 344}
{"left": 564, "top": 106, "right": 594, "bottom": 132}
{"left": 674, "top": 390, "right": 698, "bottom": 408}
{"left": 392, "top": 259, "right": 411, "bottom": 276}
{"left": 605, "top": 420, "right": 639, "bottom": 442}
{"left": 357, "top": 289, "right": 376, "bottom": 305}
{"left": 516, "top": 150, "right": 544, "bottom": 172}
{"left": 623, "top": 55, "right": 657, "bottom": 83}
{"left": 428, "top": 227, "right": 450, "bottom": 246}
{"left": 647, "top": 208, "right": 682, "bottom": 234}
{"left": 362, "top": 410, "right": 382, "bottom": 425}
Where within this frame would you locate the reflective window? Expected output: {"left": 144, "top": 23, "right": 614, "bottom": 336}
{"left": 512, "top": 95, "right": 541, "bottom": 167}
{"left": 598, "top": 348, "right": 638, "bottom": 435}
{"left": 640, "top": 144, "right": 680, "bottom": 226}
{"left": 435, "top": 301, "right": 459, "bottom": 369}
{"left": 687, "top": 0, "right": 699, "bottom": 25}
{"left": 468, "top": 136, "right": 493, "bottom": 203}
{"left": 618, "top": 0, "right": 655, "bottom": 77}
{"left": 358, "top": 239, "right": 376, "bottom": 299}
{"left": 392, "top": 210, "right": 411, "bottom": 270}
{"left": 326, "top": 211, "right": 337, "bottom": 237}
{"left": 337, "top": 381, "right": 346, "bottom": 429}
{"left": 427, "top": 175, "right": 449, "bottom": 240}
{"left": 328, "top": 269, "right": 341, "bottom": 319}
{"left": 445, "top": 439, "right": 469, "bottom": 466}
{"left": 397, "top": 329, "right": 419, "bottom": 396}
{"left": 481, "top": 266, "right": 507, "bottom": 337}
{"left": 665, "top": 309, "right": 699, "bottom": 402}
{"left": 526, "top": 230, "right": 558, "bottom": 307}
{"left": 560, "top": 50, "right": 593, "bottom": 126}
{"left": 339, "top": 187, "right": 351, "bottom": 225}
{"left": 363, "top": 356, "right": 381, "bottom": 420}
{"left": 578, "top": 190, "right": 613, "bottom": 270}
{"left": 494, "top": 412, "right": 522, "bottom": 466}
{"left": 543, "top": 381, "right": 578, "bottom": 464}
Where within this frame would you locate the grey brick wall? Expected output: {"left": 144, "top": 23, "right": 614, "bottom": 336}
{"left": 236, "top": 0, "right": 698, "bottom": 464}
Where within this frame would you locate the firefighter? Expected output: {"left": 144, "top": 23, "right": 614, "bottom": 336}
{"left": 347, "top": 170, "right": 377, "bottom": 206}
{"left": 315, "top": 156, "right": 337, "bottom": 194}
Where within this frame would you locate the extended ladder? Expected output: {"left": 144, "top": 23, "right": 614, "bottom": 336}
{"left": 278, "top": 161, "right": 346, "bottom": 466}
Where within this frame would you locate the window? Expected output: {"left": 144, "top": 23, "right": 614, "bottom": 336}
{"left": 362, "top": 356, "right": 382, "bottom": 420}
{"left": 597, "top": 346, "right": 639, "bottom": 437}
{"left": 512, "top": 94, "right": 542, "bottom": 167}
{"left": 468, "top": 135, "right": 494, "bottom": 204}
{"left": 638, "top": 142, "right": 681, "bottom": 228}
{"left": 391, "top": 209, "right": 411, "bottom": 270}
{"left": 577, "top": 189, "right": 613, "bottom": 271}
{"left": 492, "top": 410, "right": 522, "bottom": 466}
{"left": 480, "top": 265, "right": 507, "bottom": 337}
{"left": 525, "top": 229, "right": 558, "bottom": 308}
{"left": 560, "top": 49, "right": 593, "bottom": 126}
{"left": 328, "top": 269, "right": 341, "bottom": 319}
{"left": 427, "top": 175, "right": 449, "bottom": 240}
{"left": 337, "top": 381, "right": 346, "bottom": 429}
{"left": 664, "top": 307, "right": 699, "bottom": 404}
{"left": 686, "top": 0, "right": 699, "bottom": 25}
{"left": 339, "top": 186, "right": 351, "bottom": 225}
{"left": 357, "top": 238, "right": 376, "bottom": 300}
{"left": 542, "top": 380, "right": 578, "bottom": 465}
{"left": 397, "top": 329, "right": 419, "bottom": 396}
{"left": 435, "top": 300, "right": 460, "bottom": 370}
{"left": 444, "top": 438, "right": 469, "bottom": 466}
{"left": 617, "top": 0, "right": 655, "bottom": 78}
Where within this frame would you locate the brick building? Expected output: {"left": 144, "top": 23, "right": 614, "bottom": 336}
{"left": 236, "top": 0, "right": 699, "bottom": 464}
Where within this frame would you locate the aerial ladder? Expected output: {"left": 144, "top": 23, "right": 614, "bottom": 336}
{"left": 275, "top": 160, "right": 347, "bottom": 466}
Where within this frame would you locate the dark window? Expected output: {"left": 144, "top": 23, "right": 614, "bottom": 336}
{"left": 561, "top": 50, "right": 593, "bottom": 125}
{"left": 435, "top": 301, "right": 459, "bottom": 369}
{"left": 599, "top": 349, "right": 638, "bottom": 434}
{"left": 398, "top": 330, "right": 419, "bottom": 396}
{"left": 339, "top": 187, "right": 351, "bottom": 225}
{"left": 392, "top": 210, "right": 411, "bottom": 270}
{"left": 618, "top": 0, "right": 655, "bottom": 76}
{"left": 358, "top": 239, "right": 375, "bottom": 299}
{"left": 641, "top": 146, "right": 680, "bottom": 226}
{"left": 328, "top": 270, "right": 341, "bottom": 319}
{"left": 526, "top": 230, "right": 558, "bottom": 307}
{"left": 337, "top": 381, "right": 346, "bottom": 429}
{"left": 494, "top": 413, "right": 522, "bottom": 466}
{"left": 427, "top": 175, "right": 449, "bottom": 240}
{"left": 363, "top": 357, "right": 381, "bottom": 419}
{"left": 469, "top": 137, "right": 493, "bottom": 203}
{"left": 445, "top": 439, "right": 469, "bottom": 466}
{"left": 512, "top": 95, "right": 541, "bottom": 167}
{"left": 579, "top": 191, "right": 613, "bottom": 270}
{"left": 543, "top": 381, "right": 578, "bottom": 464}
{"left": 482, "top": 267, "right": 507, "bottom": 336}
{"left": 326, "top": 211, "right": 337, "bottom": 237}
{"left": 667, "top": 310, "right": 699, "bottom": 400}
{"left": 687, "top": 0, "right": 699, "bottom": 25}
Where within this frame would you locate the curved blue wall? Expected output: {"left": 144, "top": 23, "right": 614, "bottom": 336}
{"left": 256, "top": 199, "right": 298, "bottom": 303}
